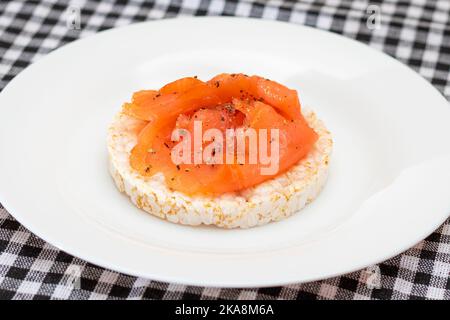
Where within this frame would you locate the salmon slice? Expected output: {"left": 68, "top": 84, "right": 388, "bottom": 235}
{"left": 123, "top": 77, "right": 208, "bottom": 121}
{"left": 207, "top": 74, "right": 302, "bottom": 120}
{"left": 159, "top": 76, "right": 203, "bottom": 95}
{"left": 124, "top": 74, "right": 318, "bottom": 195}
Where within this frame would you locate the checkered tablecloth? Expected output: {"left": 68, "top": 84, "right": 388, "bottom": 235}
{"left": 1, "top": 0, "right": 449, "bottom": 300}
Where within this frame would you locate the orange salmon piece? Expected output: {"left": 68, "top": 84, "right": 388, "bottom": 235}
{"left": 126, "top": 74, "right": 318, "bottom": 195}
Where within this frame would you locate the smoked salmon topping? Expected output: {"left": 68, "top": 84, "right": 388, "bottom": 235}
{"left": 123, "top": 74, "right": 318, "bottom": 195}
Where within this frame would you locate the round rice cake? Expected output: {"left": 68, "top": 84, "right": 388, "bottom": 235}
{"left": 107, "top": 108, "right": 332, "bottom": 228}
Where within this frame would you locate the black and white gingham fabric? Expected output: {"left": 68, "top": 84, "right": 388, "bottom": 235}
{"left": 1, "top": 0, "right": 449, "bottom": 300}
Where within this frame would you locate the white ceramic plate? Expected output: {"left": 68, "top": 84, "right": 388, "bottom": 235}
{"left": 0, "top": 17, "right": 449, "bottom": 287}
